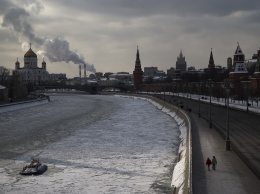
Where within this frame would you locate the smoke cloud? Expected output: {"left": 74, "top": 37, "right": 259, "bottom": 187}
{"left": 40, "top": 37, "right": 96, "bottom": 72}
{"left": 0, "top": 0, "right": 96, "bottom": 73}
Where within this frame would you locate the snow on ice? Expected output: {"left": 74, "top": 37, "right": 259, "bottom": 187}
{"left": 0, "top": 94, "right": 187, "bottom": 194}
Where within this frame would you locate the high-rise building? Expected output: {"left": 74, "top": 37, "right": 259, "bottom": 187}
{"left": 144, "top": 67, "right": 158, "bottom": 77}
{"left": 167, "top": 67, "right": 175, "bottom": 79}
{"left": 176, "top": 50, "right": 187, "bottom": 72}
{"left": 227, "top": 57, "right": 232, "bottom": 70}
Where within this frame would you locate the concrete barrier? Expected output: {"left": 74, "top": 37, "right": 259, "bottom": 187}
{"left": 0, "top": 97, "right": 49, "bottom": 113}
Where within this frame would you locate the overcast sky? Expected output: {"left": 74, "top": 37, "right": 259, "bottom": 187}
{"left": 0, "top": 0, "right": 260, "bottom": 78}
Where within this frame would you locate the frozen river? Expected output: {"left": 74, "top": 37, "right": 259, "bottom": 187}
{"left": 0, "top": 94, "right": 180, "bottom": 194}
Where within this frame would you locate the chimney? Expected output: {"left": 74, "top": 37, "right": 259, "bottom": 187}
{"left": 84, "top": 64, "right": 86, "bottom": 84}
{"left": 79, "top": 64, "right": 81, "bottom": 85}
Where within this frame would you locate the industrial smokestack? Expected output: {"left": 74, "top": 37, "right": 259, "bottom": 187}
{"left": 79, "top": 64, "right": 81, "bottom": 85}
{"left": 84, "top": 64, "right": 86, "bottom": 84}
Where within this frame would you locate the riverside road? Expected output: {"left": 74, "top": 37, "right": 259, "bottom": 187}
{"left": 154, "top": 94, "right": 260, "bottom": 180}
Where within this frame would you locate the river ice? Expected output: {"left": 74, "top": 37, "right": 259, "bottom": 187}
{"left": 0, "top": 94, "right": 180, "bottom": 194}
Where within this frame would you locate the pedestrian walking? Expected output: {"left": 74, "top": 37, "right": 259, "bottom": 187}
{"left": 206, "top": 157, "right": 212, "bottom": 171}
{"left": 212, "top": 156, "right": 217, "bottom": 170}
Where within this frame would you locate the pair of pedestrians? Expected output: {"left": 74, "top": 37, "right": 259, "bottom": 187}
{"left": 206, "top": 156, "right": 217, "bottom": 171}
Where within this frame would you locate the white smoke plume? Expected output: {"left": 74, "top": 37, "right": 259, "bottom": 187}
{"left": 0, "top": 0, "right": 96, "bottom": 73}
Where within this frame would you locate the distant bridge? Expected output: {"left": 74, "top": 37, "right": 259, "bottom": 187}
{"left": 33, "top": 84, "right": 134, "bottom": 94}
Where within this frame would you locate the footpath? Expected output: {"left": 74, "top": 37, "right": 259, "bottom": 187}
{"left": 190, "top": 112, "right": 260, "bottom": 194}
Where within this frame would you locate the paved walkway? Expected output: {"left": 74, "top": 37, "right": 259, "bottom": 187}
{"left": 190, "top": 112, "right": 260, "bottom": 194}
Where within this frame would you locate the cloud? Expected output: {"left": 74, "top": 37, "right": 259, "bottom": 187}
{"left": 48, "top": 0, "right": 260, "bottom": 18}
{"left": 38, "top": 37, "right": 95, "bottom": 72}
{"left": 0, "top": 0, "right": 96, "bottom": 73}
{"left": 1, "top": 0, "right": 260, "bottom": 77}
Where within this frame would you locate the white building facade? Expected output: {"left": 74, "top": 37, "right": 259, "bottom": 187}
{"left": 15, "top": 46, "right": 49, "bottom": 85}
{"left": 15, "top": 45, "right": 67, "bottom": 85}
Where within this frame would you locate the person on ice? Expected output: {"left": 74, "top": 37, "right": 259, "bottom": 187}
{"left": 206, "top": 157, "right": 212, "bottom": 171}
{"left": 212, "top": 156, "right": 217, "bottom": 170}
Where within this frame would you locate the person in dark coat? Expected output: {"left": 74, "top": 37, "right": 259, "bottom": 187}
{"left": 212, "top": 156, "right": 217, "bottom": 170}
{"left": 206, "top": 157, "right": 212, "bottom": 171}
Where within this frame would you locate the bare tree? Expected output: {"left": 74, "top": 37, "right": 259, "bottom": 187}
{"left": 0, "top": 66, "right": 11, "bottom": 85}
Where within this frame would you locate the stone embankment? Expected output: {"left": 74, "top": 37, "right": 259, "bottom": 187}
{"left": 0, "top": 96, "right": 49, "bottom": 113}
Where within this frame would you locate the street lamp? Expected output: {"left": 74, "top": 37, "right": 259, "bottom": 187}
{"left": 176, "top": 83, "right": 180, "bottom": 110}
{"left": 221, "top": 79, "right": 234, "bottom": 150}
{"left": 242, "top": 81, "right": 250, "bottom": 112}
{"left": 183, "top": 83, "right": 190, "bottom": 110}
{"left": 206, "top": 79, "right": 214, "bottom": 128}
{"left": 186, "top": 84, "right": 189, "bottom": 110}
{"left": 196, "top": 82, "right": 202, "bottom": 117}
{"left": 188, "top": 83, "right": 193, "bottom": 112}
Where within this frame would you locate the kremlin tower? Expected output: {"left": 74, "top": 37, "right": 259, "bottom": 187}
{"left": 133, "top": 46, "right": 143, "bottom": 90}
{"left": 208, "top": 48, "right": 215, "bottom": 70}
{"left": 229, "top": 43, "right": 248, "bottom": 82}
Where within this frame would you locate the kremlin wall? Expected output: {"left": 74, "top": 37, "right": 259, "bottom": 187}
{"left": 133, "top": 44, "right": 260, "bottom": 99}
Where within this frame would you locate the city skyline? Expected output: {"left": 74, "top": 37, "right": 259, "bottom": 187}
{"left": 0, "top": 0, "right": 260, "bottom": 78}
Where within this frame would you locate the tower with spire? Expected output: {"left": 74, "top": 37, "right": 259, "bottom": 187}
{"left": 208, "top": 48, "right": 215, "bottom": 70}
{"left": 176, "top": 50, "right": 187, "bottom": 72}
{"left": 133, "top": 46, "right": 143, "bottom": 90}
{"left": 233, "top": 42, "right": 245, "bottom": 68}
{"left": 229, "top": 43, "right": 248, "bottom": 82}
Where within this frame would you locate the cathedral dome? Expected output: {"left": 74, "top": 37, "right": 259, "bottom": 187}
{"left": 24, "top": 48, "right": 37, "bottom": 58}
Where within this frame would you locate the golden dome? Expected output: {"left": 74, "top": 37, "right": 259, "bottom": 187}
{"left": 24, "top": 48, "right": 37, "bottom": 58}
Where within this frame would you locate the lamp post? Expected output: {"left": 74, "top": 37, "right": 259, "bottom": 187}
{"left": 163, "top": 83, "right": 166, "bottom": 101}
{"left": 184, "top": 83, "right": 190, "bottom": 110}
{"left": 206, "top": 79, "right": 214, "bottom": 128}
{"left": 188, "top": 83, "right": 193, "bottom": 112}
{"left": 186, "top": 84, "right": 189, "bottom": 110}
{"left": 221, "top": 79, "right": 234, "bottom": 150}
{"left": 242, "top": 81, "right": 250, "bottom": 112}
{"left": 196, "top": 82, "right": 202, "bottom": 117}
{"left": 176, "top": 83, "right": 180, "bottom": 110}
